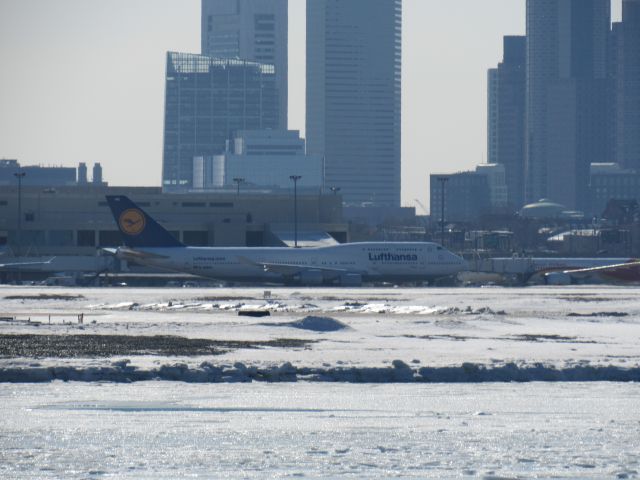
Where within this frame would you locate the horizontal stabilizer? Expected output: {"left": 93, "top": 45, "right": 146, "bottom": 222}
{"left": 0, "top": 257, "right": 55, "bottom": 269}
{"left": 110, "top": 247, "right": 170, "bottom": 261}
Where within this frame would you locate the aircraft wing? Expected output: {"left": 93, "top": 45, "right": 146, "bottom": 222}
{"left": 102, "top": 247, "right": 170, "bottom": 260}
{"left": 236, "top": 256, "right": 351, "bottom": 278}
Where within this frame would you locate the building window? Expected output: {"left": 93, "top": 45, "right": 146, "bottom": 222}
{"left": 25, "top": 212, "right": 35, "bottom": 222}
{"left": 0, "top": 200, "right": 7, "bottom": 207}
{"left": 183, "top": 231, "right": 208, "bottom": 246}
{"left": 246, "top": 231, "right": 263, "bottom": 247}
{"left": 209, "top": 202, "right": 233, "bottom": 208}
{"left": 49, "top": 230, "right": 73, "bottom": 247}
{"left": 98, "top": 231, "right": 121, "bottom": 247}
{"left": 20, "top": 230, "right": 46, "bottom": 246}
{"left": 77, "top": 230, "right": 96, "bottom": 247}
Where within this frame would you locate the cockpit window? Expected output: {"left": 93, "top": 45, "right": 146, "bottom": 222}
{"left": 437, "top": 246, "right": 443, "bottom": 250}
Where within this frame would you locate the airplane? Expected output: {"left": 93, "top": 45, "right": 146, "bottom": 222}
{"left": 104, "top": 195, "right": 467, "bottom": 286}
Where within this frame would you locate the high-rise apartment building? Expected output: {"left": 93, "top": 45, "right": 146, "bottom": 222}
{"left": 525, "top": 0, "right": 610, "bottom": 210}
{"left": 306, "top": 0, "right": 402, "bottom": 207}
{"left": 487, "top": 36, "right": 527, "bottom": 210}
{"left": 615, "top": 0, "right": 640, "bottom": 171}
{"left": 162, "top": 52, "right": 278, "bottom": 190}
{"left": 201, "top": 0, "right": 288, "bottom": 129}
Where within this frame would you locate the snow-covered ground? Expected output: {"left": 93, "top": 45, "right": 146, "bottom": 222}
{"left": 1, "top": 381, "right": 639, "bottom": 479}
{"left": 1, "top": 285, "right": 640, "bottom": 382}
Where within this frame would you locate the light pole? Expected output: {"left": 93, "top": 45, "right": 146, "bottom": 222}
{"left": 330, "top": 186, "right": 341, "bottom": 196}
{"left": 14, "top": 172, "right": 26, "bottom": 257}
{"left": 233, "top": 177, "right": 245, "bottom": 196}
{"left": 437, "top": 177, "right": 448, "bottom": 247}
{"left": 289, "top": 175, "right": 302, "bottom": 248}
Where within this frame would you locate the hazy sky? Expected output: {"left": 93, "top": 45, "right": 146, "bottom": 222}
{"left": 0, "top": 0, "right": 623, "bottom": 211}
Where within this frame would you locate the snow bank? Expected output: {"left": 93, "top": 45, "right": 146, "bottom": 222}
{"left": 2, "top": 361, "right": 639, "bottom": 384}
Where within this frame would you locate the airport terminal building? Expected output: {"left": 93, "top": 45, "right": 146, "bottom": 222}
{"left": 0, "top": 186, "right": 346, "bottom": 260}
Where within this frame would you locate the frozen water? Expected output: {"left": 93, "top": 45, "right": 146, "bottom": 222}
{"left": 2, "top": 285, "right": 640, "bottom": 477}
{"left": 0, "top": 382, "right": 639, "bottom": 479}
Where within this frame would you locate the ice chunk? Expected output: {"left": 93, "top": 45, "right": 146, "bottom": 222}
{"left": 288, "top": 316, "right": 350, "bottom": 332}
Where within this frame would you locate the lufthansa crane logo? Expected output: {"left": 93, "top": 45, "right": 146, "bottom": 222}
{"left": 119, "top": 209, "right": 146, "bottom": 236}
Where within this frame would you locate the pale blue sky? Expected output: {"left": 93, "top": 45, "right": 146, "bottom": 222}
{"left": 0, "top": 0, "right": 622, "bottom": 210}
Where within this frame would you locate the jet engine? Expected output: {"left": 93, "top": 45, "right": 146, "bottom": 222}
{"left": 295, "top": 270, "right": 324, "bottom": 286}
{"left": 544, "top": 271, "right": 572, "bottom": 285}
{"left": 339, "top": 273, "right": 362, "bottom": 287}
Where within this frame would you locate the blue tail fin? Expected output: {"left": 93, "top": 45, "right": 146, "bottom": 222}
{"left": 105, "top": 195, "right": 184, "bottom": 248}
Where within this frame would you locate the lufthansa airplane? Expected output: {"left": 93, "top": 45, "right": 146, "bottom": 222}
{"left": 105, "top": 196, "right": 467, "bottom": 286}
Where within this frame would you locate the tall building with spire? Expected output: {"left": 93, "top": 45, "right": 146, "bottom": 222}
{"left": 201, "top": 0, "right": 288, "bottom": 129}
{"left": 525, "top": 0, "right": 610, "bottom": 210}
{"left": 306, "top": 0, "right": 402, "bottom": 207}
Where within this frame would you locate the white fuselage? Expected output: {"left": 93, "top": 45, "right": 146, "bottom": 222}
{"left": 116, "top": 242, "right": 467, "bottom": 285}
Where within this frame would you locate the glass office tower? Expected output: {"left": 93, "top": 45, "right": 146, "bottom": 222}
{"left": 306, "top": 0, "right": 402, "bottom": 207}
{"left": 162, "top": 52, "right": 278, "bottom": 190}
{"left": 525, "top": 0, "right": 610, "bottom": 210}
{"left": 201, "top": 0, "right": 288, "bottom": 129}
{"left": 615, "top": 0, "right": 640, "bottom": 170}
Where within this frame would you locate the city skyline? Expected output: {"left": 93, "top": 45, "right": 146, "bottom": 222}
{"left": 0, "top": 0, "right": 623, "bottom": 212}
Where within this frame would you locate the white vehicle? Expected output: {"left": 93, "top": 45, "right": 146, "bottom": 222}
{"left": 105, "top": 196, "right": 467, "bottom": 286}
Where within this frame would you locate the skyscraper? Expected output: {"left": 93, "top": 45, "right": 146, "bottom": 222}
{"left": 162, "top": 52, "right": 278, "bottom": 190}
{"left": 306, "top": 0, "right": 402, "bottom": 207}
{"left": 487, "top": 68, "right": 499, "bottom": 166}
{"left": 487, "top": 36, "right": 527, "bottom": 210}
{"left": 201, "top": 0, "right": 288, "bottom": 130}
{"left": 525, "top": 0, "right": 610, "bottom": 210}
{"left": 608, "top": 21, "right": 622, "bottom": 165}
{"left": 615, "top": 0, "right": 640, "bottom": 171}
